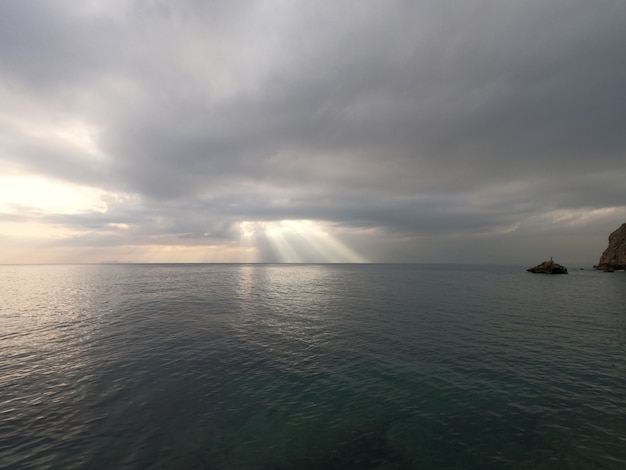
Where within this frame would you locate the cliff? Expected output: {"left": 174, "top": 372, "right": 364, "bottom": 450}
{"left": 594, "top": 223, "right": 626, "bottom": 271}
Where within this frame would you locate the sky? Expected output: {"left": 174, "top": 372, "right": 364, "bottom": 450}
{"left": 1, "top": 0, "right": 625, "bottom": 264}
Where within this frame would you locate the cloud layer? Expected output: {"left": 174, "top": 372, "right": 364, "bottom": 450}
{"left": 1, "top": 0, "right": 625, "bottom": 263}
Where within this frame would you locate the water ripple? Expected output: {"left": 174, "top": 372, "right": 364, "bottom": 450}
{"left": 1, "top": 264, "right": 625, "bottom": 468}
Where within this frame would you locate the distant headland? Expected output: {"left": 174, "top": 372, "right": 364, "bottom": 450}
{"left": 594, "top": 223, "right": 626, "bottom": 272}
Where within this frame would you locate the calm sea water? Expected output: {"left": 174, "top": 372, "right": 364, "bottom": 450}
{"left": 1, "top": 264, "right": 625, "bottom": 469}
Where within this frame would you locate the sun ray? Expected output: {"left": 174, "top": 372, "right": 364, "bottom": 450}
{"left": 264, "top": 225, "right": 302, "bottom": 263}
{"left": 237, "top": 219, "right": 367, "bottom": 263}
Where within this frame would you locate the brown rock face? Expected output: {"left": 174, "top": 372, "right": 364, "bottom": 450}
{"left": 595, "top": 223, "right": 626, "bottom": 270}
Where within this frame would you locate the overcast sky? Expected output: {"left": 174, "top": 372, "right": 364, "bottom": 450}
{"left": 1, "top": 0, "right": 625, "bottom": 264}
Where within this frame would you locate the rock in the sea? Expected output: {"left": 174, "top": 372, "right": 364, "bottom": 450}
{"left": 527, "top": 259, "right": 568, "bottom": 274}
{"left": 593, "top": 263, "right": 615, "bottom": 272}
{"left": 594, "top": 223, "right": 626, "bottom": 271}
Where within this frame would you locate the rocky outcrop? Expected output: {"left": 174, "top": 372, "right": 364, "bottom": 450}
{"left": 527, "top": 259, "right": 568, "bottom": 274}
{"left": 594, "top": 223, "right": 626, "bottom": 271}
{"left": 593, "top": 263, "right": 614, "bottom": 272}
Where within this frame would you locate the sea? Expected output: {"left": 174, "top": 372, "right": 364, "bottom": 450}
{"left": 1, "top": 263, "right": 625, "bottom": 469}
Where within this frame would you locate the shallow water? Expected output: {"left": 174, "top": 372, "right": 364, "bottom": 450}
{"left": 1, "top": 264, "right": 625, "bottom": 468}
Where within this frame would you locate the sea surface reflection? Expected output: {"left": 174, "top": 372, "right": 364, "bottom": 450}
{"left": 1, "top": 264, "right": 625, "bottom": 468}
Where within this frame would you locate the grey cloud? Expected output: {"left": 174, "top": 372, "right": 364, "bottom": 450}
{"left": 2, "top": 0, "right": 626, "bottom": 262}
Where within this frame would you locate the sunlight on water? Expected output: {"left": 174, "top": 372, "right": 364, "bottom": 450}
{"left": 1, "top": 264, "right": 625, "bottom": 469}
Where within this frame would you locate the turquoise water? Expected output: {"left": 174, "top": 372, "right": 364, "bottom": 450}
{"left": 1, "top": 264, "right": 625, "bottom": 469}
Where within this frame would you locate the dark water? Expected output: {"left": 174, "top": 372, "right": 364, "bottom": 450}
{"left": 1, "top": 264, "right": 625, "bottom": 469}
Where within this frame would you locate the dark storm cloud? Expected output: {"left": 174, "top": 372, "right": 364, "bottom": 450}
{"left": 1, "top": 0, "right": 626, "bottom": 262}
